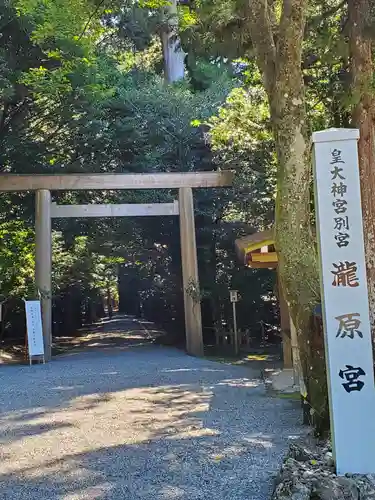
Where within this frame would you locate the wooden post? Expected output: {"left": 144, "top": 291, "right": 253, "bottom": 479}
{"left": 179, "top": 187, "right": 203, "bottom": 356}
{"left": 35, "top": 189, "right": 52, "bottom": 361}
{"left": 232, "top": 301, "right": 239, "bottom": 355}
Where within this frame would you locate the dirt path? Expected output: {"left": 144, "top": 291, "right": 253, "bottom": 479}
{"left": 0, "top": 317, "right": 303, "bottom": 500}
{"left": 55, "top": 314, "right": 164, "bottom": 354}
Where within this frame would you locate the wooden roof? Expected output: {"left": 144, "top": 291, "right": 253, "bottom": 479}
{"left": 235, "top": 226, "right": 316, "bottom": 269}
{"left": 235, "top": 229, "right": 274, "bottom": 251}
{"left": 235, "top": 229, "right": 274, "bottom": 256}
{"left": 235, "top": 229, "right": 277, "bottom": 268}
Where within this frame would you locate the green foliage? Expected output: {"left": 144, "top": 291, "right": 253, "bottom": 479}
{"left": 208, "top": 87, "right": 270, "bottom": 148}
{"left": 0, "top": 0, "right": 282, "bottom": 343}
{"left": 15, "top": 0, "right": 103, "bottom": 45}
{"left": 0, "top": 221, "right": 35, "bottom": 299}
{"left": 52, "top": 233, "right": 123, "bottom": 300}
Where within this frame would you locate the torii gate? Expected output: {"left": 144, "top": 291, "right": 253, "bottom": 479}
{"left": 0, "top": 171, "right": 234, "bottom": 360}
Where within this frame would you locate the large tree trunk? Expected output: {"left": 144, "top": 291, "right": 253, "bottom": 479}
{"left": 249, "top": 0, "right": 328, "bottom": 433}
{"left": 161, "top": 0, "right": 185, "bottom": 83}
{"left": 349, "top": 0, "right": 375, "bottom": 333}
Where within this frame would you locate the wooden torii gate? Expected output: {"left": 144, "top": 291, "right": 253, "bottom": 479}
{"left": 0, "top": 172, "right": 234, "bottom": 360}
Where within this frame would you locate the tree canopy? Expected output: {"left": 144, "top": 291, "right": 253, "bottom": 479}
{"left": 0, "top": 0, "right": 276, "bottom": 345}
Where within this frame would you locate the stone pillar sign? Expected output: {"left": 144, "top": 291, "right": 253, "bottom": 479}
{"left": 312, "top": 128, "right": 375, "bottom": 475}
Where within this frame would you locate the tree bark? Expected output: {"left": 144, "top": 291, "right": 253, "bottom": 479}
{"left": 161, "top": 0, "right": 185, "bottom": 83}
{"left": 349, "top": 0, "right": 375, "bottom": 332}
{"left": 249, "top": 0, "right": 328, "bottom": 433}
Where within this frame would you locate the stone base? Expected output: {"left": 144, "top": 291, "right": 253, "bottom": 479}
{"left": 273, "top": 442, "right": 375, "bottom": 500}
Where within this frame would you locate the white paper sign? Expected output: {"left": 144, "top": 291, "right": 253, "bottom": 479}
{"left": 312, "top": 128, "right": 375, "bottom": 475}
{"left": 25, "top": 300, "right": 45, "bottom": 357}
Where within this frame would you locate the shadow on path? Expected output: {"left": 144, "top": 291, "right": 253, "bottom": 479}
{"left": 0, "top": 346, "right": 304, "bottom": 500}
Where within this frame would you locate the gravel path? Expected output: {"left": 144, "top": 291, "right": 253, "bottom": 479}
{"left": 0, "top": 318, "right": 302, "bottom": 500}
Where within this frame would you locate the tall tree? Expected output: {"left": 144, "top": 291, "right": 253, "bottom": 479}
{"left": 348, "top": 0, "right": 375, "bottom": 331}
{"left": 161, "top": 0, "right": 185, "bottom": 82}
{"left": 247, "top": 0, "right": 325, "bottom": 430}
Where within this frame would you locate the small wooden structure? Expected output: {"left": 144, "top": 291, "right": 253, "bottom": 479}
{"left": 0, "top": 171, "right": 234, "bottom": 361}
{"left": 235, "top": 230, "right": 278, "bottom": 269}
{"left": 235, "top": 229, "right": 293, "bottom": 368}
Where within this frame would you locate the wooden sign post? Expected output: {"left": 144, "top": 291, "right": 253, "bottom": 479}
{"left": 229, "top": 290, "right": 239, "bottom": 354}
{"left": 312, "top": 128, "right": 375, "bottom": 474}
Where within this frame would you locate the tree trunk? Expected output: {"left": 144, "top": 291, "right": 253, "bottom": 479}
{"left": 161, "top": 0, "right": 185, "bottom": 83}
{"left": 349, "top": 0, "right": 375, "bottom": 333}
{"left": 271, "top": 3, "right": 326, "bottom": 432}
{"left": 248, "top": 0, "right": 328, "bottom": 433}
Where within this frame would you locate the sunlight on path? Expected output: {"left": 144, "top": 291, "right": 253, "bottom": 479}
{"left": 0, "top": 336, "right": 302, "bottom": 500}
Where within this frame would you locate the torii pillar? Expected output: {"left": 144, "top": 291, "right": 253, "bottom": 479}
{"left": 179, "top": 187, "right": 203, "bottom": 356}
{"left": 35, "top": 189, "right": 52, "bottom": 361}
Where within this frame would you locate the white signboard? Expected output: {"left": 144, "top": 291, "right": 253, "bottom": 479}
{"left": 312, "top": 128, "right": 375, "bottom": 474}
{"left": 230, "top": 290, "right": 239, "bottom": 303}
{"left": 25, "top": 300, "right": 45, "bottom": 358}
